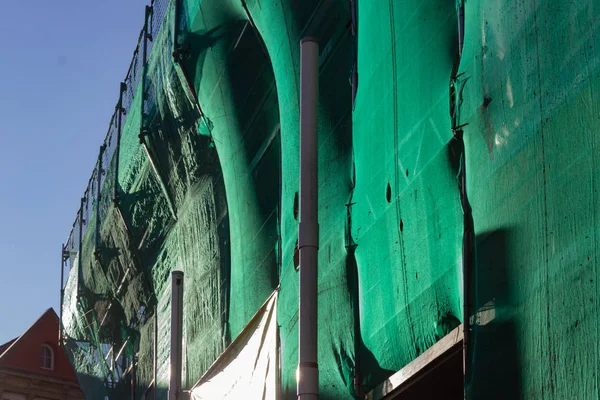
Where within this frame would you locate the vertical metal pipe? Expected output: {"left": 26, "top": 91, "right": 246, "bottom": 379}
{"left": 169, "top": 271, "right": 184, "bottom": 400}
{"left": 131, "top": 351, "right": 136, "bottom": 400}
{"left": 154, "top": 304, "right": 158, "bottom": 400}
{"left": 59, "top": 243, "right": 65, "bottom": 346}
{"left": 112, "top": 340, "right": 117, "bottom": 377}
{"left": 77, "top": 199, "right": 84, "bottom": 297}
{"left": 297, "top": 38, "right": 319, "bottom": 400}
{"left": 95, "top": 146, "right": 104, "bottom": 256}
{"left": 143, "top": 6, "right": 151, "bottom": 65}
{"left": 114, "top": 85, "right": 126, "bottom": 204}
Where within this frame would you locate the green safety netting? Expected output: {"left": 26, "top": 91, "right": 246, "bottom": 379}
{"left": 62, "top": 0, "right": 230, "bottom": 398}
{"left": 352, "top": 1, "right": 462, "bottom": 390}
{"left": 178, "top": 1, "right": 281, "bottom": 341}
{"left": 60, "top": 0, "right": 600, "bottom": 399}
{"left": 457, "top": 0, "right": 600, "bottom": 398}
{"left": 239, "top": 1, "right": 359, "bottom": 396}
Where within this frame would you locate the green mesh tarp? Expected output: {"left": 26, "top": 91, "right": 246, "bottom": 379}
{"left": 62, "top": 1, "right": 230, "bottom": 398}
{"left": 458, "top": 1, "right": 600, "bottom": 398}
{"left": 60, "top": 0, "right": 600, "bottom": 399}
{"left": 179, "top": 1, "right": 280, "bottom": 340}
{"left": 239, "top": 1, "right": 359, "bottom": 397}
{"left": 352, "top": 1, "right": 462, "bottom": 389}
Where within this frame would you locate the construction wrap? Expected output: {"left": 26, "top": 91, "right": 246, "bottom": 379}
{"left": 59, "top": 0, "right": 600, "bottom": 399}
{"left": 458, "top": 1, "right": 600, "bottom": 398}
{"left": 61, "top": 1, "right": 229, "bottom": 398}
{"left": 190, "top": 291, "right": 278, "bottom": 400}
{"left": 352, "top": 1, "right": 462, "bottom": 389}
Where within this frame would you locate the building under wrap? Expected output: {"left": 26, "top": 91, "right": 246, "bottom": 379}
{"left": 59, "top": 0, "right": 600, "bottom": 399}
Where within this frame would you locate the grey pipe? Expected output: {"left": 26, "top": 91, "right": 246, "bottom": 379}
{"left": 297, "top": 37, "right": 319, "bottom": 400}
{"left": 113, "top": 84, "right": 126, "bottom": 204}
{"left": 154, "top": 304, "right": 158, "bottom": 400}
{"left": 131, "top": 350, "right": 136, "bottom": 400}
{"left": 59, "top": 244, "right": 65, "bottom": 347}
{"left": 169, "top": 271, "right": 184, "bottom": 400}
{"left": 77, "top": 198, "right": 84, "bottom": 296}
{"left": 95, "top": 146, "right": 104, "bottom": 258}
{"left": 143, "top": 6, "right": 151, "bottom": 65}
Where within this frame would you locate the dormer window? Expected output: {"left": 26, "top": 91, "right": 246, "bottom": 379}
{"left": 40, "top": 344, "right": 54, "bottom": 370}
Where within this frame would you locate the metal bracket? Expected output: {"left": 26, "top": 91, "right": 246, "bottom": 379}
{"left": 139, "top": 127, "right": 151, "bottom": 144}
{"left": 62, "top": 248, "right": 70, "bottom": 263}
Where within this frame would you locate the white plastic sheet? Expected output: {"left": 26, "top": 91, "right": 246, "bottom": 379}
{"left": 190, "top": 291, "right": 278, "bottom": 400}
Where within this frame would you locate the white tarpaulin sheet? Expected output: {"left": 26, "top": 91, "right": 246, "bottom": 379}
{"left": 191, "top": 291, "right": 279, "bottom": 400}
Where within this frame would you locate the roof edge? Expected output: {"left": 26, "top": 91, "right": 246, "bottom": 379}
{"left": 0, "top": 308, "right": 57, "bottom": 362}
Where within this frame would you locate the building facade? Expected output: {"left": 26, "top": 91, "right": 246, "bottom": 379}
{"left": 0, "top": 309, "right": 84, "bottom": 400}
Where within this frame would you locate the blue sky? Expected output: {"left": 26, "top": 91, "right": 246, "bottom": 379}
{"left": 0, "top": 0, "right": 147, "bottom": 344}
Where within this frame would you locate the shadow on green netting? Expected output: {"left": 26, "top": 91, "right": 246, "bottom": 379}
{"left": 346, "top": 248, "right": 395, "bottom": 398}
{"left": 467, "top": 228, "right": 522, "bottom": 400}
{"left": 181, "top": 21, "right": 244, "bottom": 96}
